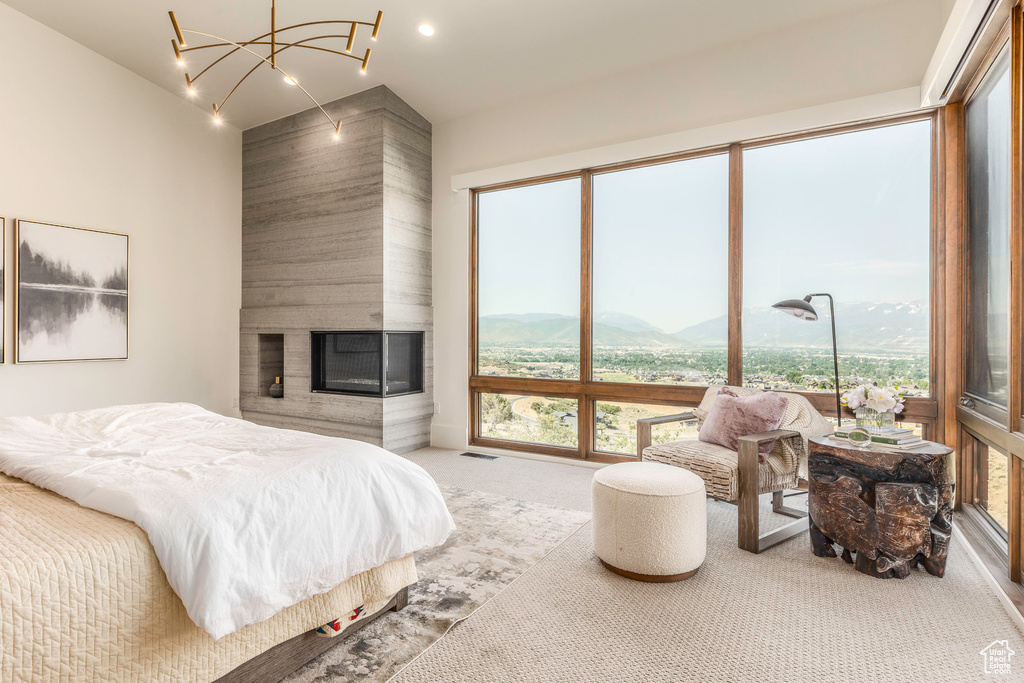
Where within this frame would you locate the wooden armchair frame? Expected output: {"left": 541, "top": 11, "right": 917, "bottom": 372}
{"left": 637, "top": 413, "right": 808, "bottom": 553}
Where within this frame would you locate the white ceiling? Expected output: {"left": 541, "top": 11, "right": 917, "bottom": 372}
{"left": 4, "top": 0, "right": 904, "bottom": 129}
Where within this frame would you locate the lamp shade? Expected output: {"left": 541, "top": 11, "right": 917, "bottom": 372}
{"left": 772, "top": 297, "right": 818, "bottom": 321}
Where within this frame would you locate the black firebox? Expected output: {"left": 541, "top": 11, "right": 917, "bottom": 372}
{"left": 311, "top": 331, "right": 424, "bottom": 397}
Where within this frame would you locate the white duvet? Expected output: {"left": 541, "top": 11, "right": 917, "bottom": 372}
{"left": 0, "top": 403, "right": 455, "bottom": 640}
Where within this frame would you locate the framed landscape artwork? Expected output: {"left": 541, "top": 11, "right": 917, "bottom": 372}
{"left": 15, "top": 220, "right": 129, "bottom": 363}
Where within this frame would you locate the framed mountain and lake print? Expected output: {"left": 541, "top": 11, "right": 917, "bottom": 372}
{"left": 15, "top": 220, "right": 128, "bottom": 363}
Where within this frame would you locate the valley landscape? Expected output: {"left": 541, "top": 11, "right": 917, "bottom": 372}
{"left": 479, "top": 301, "right": 930, "bottom": 393}
{"left": 478, "top": 302, "right": 930, "bottom": 451}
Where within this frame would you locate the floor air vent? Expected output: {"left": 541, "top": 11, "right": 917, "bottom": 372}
{"left": 459, "top": 452, "right": 499, "bottom": 460}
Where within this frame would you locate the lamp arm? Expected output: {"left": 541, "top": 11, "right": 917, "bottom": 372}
{"left": 809, "top": 292, "right": 842, "bottom": 427}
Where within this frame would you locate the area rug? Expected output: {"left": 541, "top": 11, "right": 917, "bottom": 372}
{"left": 280, "top": 486, "right": 591, "bottom": 683}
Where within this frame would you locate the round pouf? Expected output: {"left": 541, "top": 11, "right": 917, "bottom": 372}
{"left": 592, "top": 461, "right": 707, "bottom": 582}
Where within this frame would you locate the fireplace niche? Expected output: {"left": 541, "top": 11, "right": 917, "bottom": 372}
{"left": 311, "top": 331, "right": 424, "bottom": 398}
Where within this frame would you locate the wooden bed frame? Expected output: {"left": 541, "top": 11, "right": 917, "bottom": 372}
{"left": 215, "top": 586, "right": 410, "bottom": 683}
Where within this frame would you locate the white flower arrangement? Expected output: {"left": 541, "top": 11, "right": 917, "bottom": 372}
{"left": 841, "top": 384, "right": 907, "bottom": 415}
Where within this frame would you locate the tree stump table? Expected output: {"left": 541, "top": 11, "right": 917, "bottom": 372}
{"left": 807, "top": 435, "right": 955, "bottom": 579}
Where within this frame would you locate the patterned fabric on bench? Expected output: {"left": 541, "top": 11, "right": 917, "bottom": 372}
{"left": 642, "top": 437, "right": 800, "bottom": 502}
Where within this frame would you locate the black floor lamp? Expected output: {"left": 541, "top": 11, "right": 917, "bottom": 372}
{"left": 772, "top": 293, "right": 842, "bottom": 426}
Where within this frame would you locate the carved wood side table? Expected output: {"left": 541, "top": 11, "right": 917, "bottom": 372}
{"left": 807, "top": 435, "right": 955, "bottom": 579}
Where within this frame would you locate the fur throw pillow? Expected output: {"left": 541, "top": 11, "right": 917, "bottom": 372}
{"left": 698, "top": 387, "right": 788, "bottom": 460}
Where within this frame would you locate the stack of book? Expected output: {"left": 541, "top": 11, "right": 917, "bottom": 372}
{"left": 832, "top": 428, "right": 927, "bottom": 449}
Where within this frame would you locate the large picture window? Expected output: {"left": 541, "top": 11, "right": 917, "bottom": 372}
{"left": 476, "top": 178, "right": 581, "bottom": 380}
{"left": 953, "top": 25, "right": 1020, "bottom": 590}
{"left": 743, "top": 121, "right": 933, "bottom": 396}
{"left": 471, "top": 115, "right": 939, "bottom": 461}
{"left": 592, "top": 155, "right": 729, "bottom": 386}
{"left": 964, "top": 47, "right": 1011, "bottom": 410}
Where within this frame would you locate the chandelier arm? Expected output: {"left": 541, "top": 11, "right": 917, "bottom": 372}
{"left": 180, "top": 19, "right": 375, "bottom": 53}
{"left": 184, "top": 28, "right": 366, "bottom": 83}
{"left": 182, "top": 41, "right": 262, "bottom": 52}
{"left": 270, "top": 19, "right": 380, "bottom": 32}
{"left": 217, "top": 60, "right": 264, "bottom": 114}
{"left": 283, "top": 44, "right": 367, "bottom": 61}
{"left": 213, "top": 36, "right": 361, "bottom": 112}
{"left": 184, "top": 29, "right": 338, "bottom": 129}
{"left": 189, "top": 37, "right": 345, "bottom": 83}
{"left": 180, "top": 27, "right": 278, "bottom": 82}
{"left": 182, "top": 33, "right": 353, "bottom": 53}
{"left": 188, "top": 43, "right": 250, "bottom": 82}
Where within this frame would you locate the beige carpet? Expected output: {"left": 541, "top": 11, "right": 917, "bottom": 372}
{"left": 403, "top": 448, "right": 594, "bottom": 513}
{"left": 393, "top": 448, "right": 1024, "bottom": 682}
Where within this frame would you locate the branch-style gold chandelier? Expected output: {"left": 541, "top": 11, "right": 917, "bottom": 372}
{"left": 168, "top": 1, "right": 383, "bottom": 138}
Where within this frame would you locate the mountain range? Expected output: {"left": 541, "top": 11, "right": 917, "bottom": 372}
{"left": 481, "top": 301, "right": 928, "bottom": 352}
{"left": 480, "top": 314, "right": 693, "bottom": 347}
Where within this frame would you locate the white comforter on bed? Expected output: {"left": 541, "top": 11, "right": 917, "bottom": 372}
{"left": 0, "top": 403, "right": 455, "bottom": 639}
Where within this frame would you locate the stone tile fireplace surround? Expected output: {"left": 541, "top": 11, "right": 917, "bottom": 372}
{"left": 239, "top": 86, "right": 432, "bottom": 453}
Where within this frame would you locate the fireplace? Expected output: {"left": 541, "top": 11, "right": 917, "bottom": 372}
{"left": 311, "top": 332, "right": 424, "bottom": 397}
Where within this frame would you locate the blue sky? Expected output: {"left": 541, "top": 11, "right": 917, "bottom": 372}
{"left": 743, "top": 120, "right": 931, "bottom": 313}
{"left": 477, "top": 178, "right": 581, "bottom": 322}
{"left": 593, "top": 154, "right": 729, "bottom": 333}
{"left": 478, "top": 119, "right": 932, "bottom": 334}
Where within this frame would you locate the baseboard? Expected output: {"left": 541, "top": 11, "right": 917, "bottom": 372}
{"left": 953, "top": 525, "right": 1024, "bottom": 635}
{"left": 463, "top": 444, "right": 606, "bottom": 470}
{"left": 428, "top": 423, "right": 607, "bottom": 469}
{"left": 429, "top": 422, "right": 468, "bottom": 450}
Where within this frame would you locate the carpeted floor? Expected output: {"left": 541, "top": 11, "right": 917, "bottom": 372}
{"left": 403, "top": 448, "right": 595, "bottom": 513}
{"left": 389, "top": 447, "right": 1024, "bottom": 683}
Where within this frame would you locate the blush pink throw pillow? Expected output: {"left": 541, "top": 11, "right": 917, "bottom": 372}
{"left": 698, "top": 388, "right": 789, "bottom": 461}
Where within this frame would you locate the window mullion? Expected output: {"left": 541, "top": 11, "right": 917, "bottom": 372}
{"left": 580, "top": 170, "right": 594, "bottom": 458}
{"left": 727, "top": 143, "right": 743, "bottom": 387}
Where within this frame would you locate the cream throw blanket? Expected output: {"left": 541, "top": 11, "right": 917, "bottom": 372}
{"left": 694, "top": 386, "right": 833, "bottom": 477}
{"left": 0, "top": 472, "right": 417, "bottom": 682}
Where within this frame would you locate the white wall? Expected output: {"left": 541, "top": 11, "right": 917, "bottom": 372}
{"left": 429, "top": 0, "right": 953, "bottom": 449}
{"left": 0, "top": 3, "right": 242, "bottom": 417}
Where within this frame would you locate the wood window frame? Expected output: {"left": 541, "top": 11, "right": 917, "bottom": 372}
{"left": 953, "top": 4, "right": 1024, "bottom": 602}
{"left": 961, "top": 28, "right": 1014, "bottom": 426}
{"left": 469, "top": 111, "right": 944, "bottom": 463}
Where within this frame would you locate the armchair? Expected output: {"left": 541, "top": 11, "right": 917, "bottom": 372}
{"left": 637, "top": 387, "right": 830, "bottom": 554}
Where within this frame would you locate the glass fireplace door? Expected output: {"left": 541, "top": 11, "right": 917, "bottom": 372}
{"left": 311, "top": 331, "right": 424, "bottom": 397}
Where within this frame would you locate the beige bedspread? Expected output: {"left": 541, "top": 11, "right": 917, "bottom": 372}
{"left": 0, "top": 473, "right": 417, "bottom": 682}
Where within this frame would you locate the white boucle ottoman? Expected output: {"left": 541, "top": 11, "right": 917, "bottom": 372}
{"left": 592, "top": 461, "right": 707, "bottom": 582}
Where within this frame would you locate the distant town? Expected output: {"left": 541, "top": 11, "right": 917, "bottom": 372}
{"left": 477, "top": 302, "right": 931, "bottom": 396}
{"left": 479, "top": 346, "right": 929, "bottom": 396}
{"left": 478, "top": 343, "right": 929, "bottom": 452}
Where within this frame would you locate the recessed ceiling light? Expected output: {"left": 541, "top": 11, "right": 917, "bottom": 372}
{"left": 418, "top": 23, "right": 434, "bottom": 36}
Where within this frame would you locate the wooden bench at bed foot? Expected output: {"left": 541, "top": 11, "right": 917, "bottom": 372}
{"left": 215, "top": 586, "right": 410, "bottom": 683}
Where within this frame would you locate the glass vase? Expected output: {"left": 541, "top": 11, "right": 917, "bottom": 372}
{"left": 854, "top": 407, "right": 895, "bottom": 434}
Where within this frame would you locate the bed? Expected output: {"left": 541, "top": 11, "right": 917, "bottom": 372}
{"left": 0, "top": 403, "right": 455, "bottom": 682}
